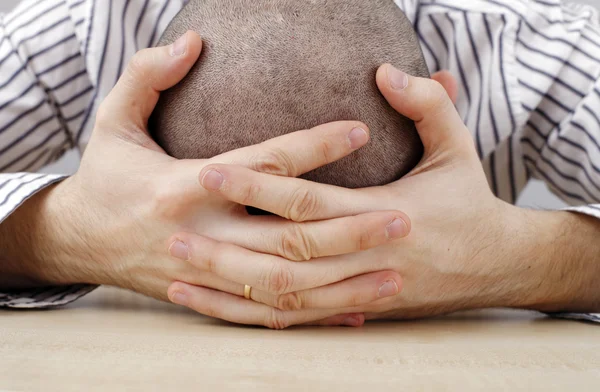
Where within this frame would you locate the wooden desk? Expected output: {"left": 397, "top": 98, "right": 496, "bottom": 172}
{"left": 1, "top": 287, "right": 599, "bottom": 391}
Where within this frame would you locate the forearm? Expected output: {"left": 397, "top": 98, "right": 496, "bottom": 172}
{"left": 506, "top": 208, "right": 600, "bottom": 313}
{"left": 0, "top": 180, "right": 94, "bottom": 290}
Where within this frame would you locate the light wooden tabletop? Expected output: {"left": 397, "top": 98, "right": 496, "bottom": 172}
{"left": 1, "top": 287, "right": 599, "bottom": 391}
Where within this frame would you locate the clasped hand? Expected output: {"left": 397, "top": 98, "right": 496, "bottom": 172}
{"left": 163, "top": 33, "right": 551, "bottom": 325}
{"left": 52, "top": 31, "right": 550, "bottom": 329}
{"left": 47, "top": 31, "right": 406, "bottom": 328}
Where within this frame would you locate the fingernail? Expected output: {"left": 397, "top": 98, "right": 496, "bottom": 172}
{"left": 201, "top": 169, "right": 224, "bottom": 191}
{"left": 348, "top": 127, "right": 368, "bottom": 149}
{"left": 378, "top": 280, "right": 399, "bottom": 298}
{"left": 171, "top": 33, "right": 188, "bottom": 57}
{"left": 169, "top": 240, "right": 190, "bottom": 261}
{"left": 171, "top": 291, "right": 188, "bottom": 306}
{"left": 388, "top": 66, "right": 408, "bottom": 90}
{"left": 342, "top": 316, "right": 361, "bottom": 327}
{"left": 386, "top": 218, "right": 408, "bottom": 239}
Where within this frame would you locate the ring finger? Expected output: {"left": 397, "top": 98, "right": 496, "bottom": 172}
{"left": 168, "top": 282, "right": 369, "bottom": 329}
{"left": 168, "top": 234, "right": 390, "bottom": 295}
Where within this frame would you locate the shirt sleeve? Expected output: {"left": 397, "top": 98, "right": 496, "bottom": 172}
{"left": 0, "top": 0, "right": 96, "bottom": 309}
{"left": 513, "top": 1, "right": 600, "bottom": 218}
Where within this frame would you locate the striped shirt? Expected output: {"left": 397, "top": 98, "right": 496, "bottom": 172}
{"left": 0, "top": 0, "right": 599, "bottom": 322}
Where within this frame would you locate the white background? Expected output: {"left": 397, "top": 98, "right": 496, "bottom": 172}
{"left": 2, "top": 0, "right": 599, "bottom": 209}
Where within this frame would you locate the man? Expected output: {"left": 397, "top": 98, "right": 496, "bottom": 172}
{"left": 0, "top": 0, "right": 599, "bottom": 327}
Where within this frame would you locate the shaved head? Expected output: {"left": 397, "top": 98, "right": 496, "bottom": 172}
{"left": 150, "top": 0, "right": 429, "bottom": 188}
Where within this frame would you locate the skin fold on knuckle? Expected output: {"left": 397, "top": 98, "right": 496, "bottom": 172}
{"left": 264, "top": 263, "right": 295, "bottom": 295}
{"left": 275, "top": 291, "right": 304, "bottom": 311}
{"left": 421, "top": 80, "right": 452, "bottom": 120}
{"left": 347, "top": 291, "right": 371, "bottom": 308}
{"left": 240, "top": 181, "right": 262, "bottom": 206}
{"left": 286, "top": 187, "right": 320, "bottom": 222}
{"left": 201, "top": 240, "right": 230, "bottom": 274}
{"left": 354, "top": 216, "right": 377, "bottom": 251}
{"left": 125, "top": 50, "right": 153, "bottom": 86}
{"left": 266, "top": 308, "right": 290, "bottom": 330}
{"left": 252, "top": 148, "right": 296, "bottom": 177}
{"left": 318, "top": 134, "right": 336, "bottom": 164}
{"left": 279, "top": 223, "right": 314, "bottom": 261}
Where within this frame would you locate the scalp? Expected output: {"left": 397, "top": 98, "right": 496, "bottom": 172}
{"left": 150, "top": 0, "right": 429, "bottom": 188}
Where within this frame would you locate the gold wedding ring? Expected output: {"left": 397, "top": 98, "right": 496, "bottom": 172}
{"left": 244, "top": 285, "right": 253, "bottom": 300}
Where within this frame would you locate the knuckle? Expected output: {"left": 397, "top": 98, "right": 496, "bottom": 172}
{"left": 124, "top": 49, "right": 159, "bottom": 89}
{"left": 424, "top": 80, "right": 451, "bottom": 115}
{"left": 371, "top": 297, "right": 398, "bottom": 312}
{"left": 241, "top": 182, "right": 262, "bottom": 206}
{"left": 347, "top": 292, "right": 369, "bottom": 308}
{"left": 318, "top": 136, "right": 336, "bottom": 163}
{"left": 252, "top": 148, "right": 296, "bottom": 177}
{"left": 354, "top": 221, "right": 375, "bottom": 252}
{"left": 279, "top": 224, "right": 314, "bottom": 261}
{"left": 265, "top": 263, "right": 294, "bottom": 295}
{"left": 275, "top": 291, "right": 304, "bottom": 311}
{"left": 265, "top": 309, "right": 290, "bottom": 330}
{"left": 286, "top": 187, "right": 320, "bottom": 222}
{"left": 203, "top": 248, "right": 216, "bottom": 273}
{"left": 95, "top": 103, "right": 111, "bottom": 127}
{"left": 151, "top": 185, "right": 180, "bottom": 219}
{"left": 203, "top": 241, "right": 228, "bottom": 273}
{"left": 127, "top": 49, "right": 151, "bottom": 79}
{"left": 151, "top": 183, "right": 190, "bottom": 220}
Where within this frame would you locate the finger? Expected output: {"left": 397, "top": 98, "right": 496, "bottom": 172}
{"left": 161, "top": 120, "right": 371, "bottom": 210}
{"left": 173, "top": 264, "right": 399, "bottom": 314}
{"left": 198, "top": 163, "right": 375, "bottom": 221}
{"left": 174, "top": 253, "right": 401, "bottom": 312}
{"left": 167, "top": 233, "right": 387, "bottom": 295}
{"left": 431, "top": 70, "right": 458, "bottom": 104}
{"left": 98, "top": 31, "right": 203, "bottom": 132}
{"left": 376, "top": 64, "right": 473, "bottom": 155}
{"left": 250, "top": 271, "right": 402, "bottom": 311}
{"left": 213, "top": 121, "right": 370, "bottom": 177}
{"left": 303, "top": 313, "right": 366, "bottom": 327}
{"left": 168, "top": 282, "right": 359, "bottom": 329}
{"left": 172, "top": 264, "right": 243, "bottom": 297}
{"left": 212, "top": 211, "right": 410, "bottom": 261}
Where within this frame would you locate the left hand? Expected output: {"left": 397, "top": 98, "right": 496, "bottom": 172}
{"left": 174, "top": 65, "right": 564, "bottom": 322}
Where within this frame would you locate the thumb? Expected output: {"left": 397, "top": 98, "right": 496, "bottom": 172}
{"left": 431, "top": 70, "right": 458, "bottom": 104}
{"left": 97, "top": 30, "right": 203, "bottom": 137}
{"left": 376, "top": 64, "right": 473, "bottom": 157}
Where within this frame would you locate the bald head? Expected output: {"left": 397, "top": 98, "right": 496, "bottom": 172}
{"left": 150, "top": 0, "right": 429, "bottom": 188}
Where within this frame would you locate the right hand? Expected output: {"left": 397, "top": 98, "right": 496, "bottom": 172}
{"left": 39, "top": 31, "right": 409, "bottom": 327}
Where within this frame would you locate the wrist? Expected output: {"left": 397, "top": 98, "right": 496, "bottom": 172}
{"left": 28, "top": 178, "right": 85, "bottom": 285}
{"left": 0, "top": 178, "right": 105, "bottom": 288}
{"left": 498, "top": 206, "right": 600, "bottom": 313}
{"left": 32, "top": 177, "right": 114, "bottom": 286}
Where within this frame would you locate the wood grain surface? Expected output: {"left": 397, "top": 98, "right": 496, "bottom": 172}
{"left": 1, "top": 287, "right": 599, "bottom": 391}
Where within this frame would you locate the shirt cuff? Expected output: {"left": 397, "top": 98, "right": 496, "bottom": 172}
{"left": 563, "top": 205, "right": 600, "bottom": 220}
{"left": 0, "top": 285, "right": 97, "bottom": 308}
{"left": 548, "top": 312, "right": 600, "bottom": 323}
{"left": 0, "top": 173, "right": 67, "bottom": 224}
